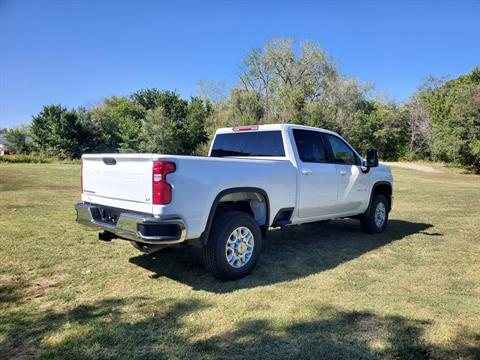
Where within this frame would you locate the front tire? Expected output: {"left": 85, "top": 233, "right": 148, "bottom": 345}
{"left": 203, "top": 211, "right": 262, "bottom": 280}
{"left": 361, "top": 193, "right": 389, "bottom": 234}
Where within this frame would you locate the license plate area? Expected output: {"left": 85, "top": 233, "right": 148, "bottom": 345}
{"left": 98, "top": 206, "right": 121, "bottom": 225}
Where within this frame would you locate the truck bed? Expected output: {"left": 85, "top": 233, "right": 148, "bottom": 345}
{"left": 81, "top": 153, "right": 297, "bottom": 239}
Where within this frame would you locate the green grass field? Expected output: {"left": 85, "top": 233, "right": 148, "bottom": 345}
{"left": 1, "top": 163, "right": 479, "bottom": 359}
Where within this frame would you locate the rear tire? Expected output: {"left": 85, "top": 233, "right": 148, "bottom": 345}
{"left": 203, "top": 211, "right": 262, "bottom": 280}
{"left": 361, "top": 193, "right": 389, "bottom": 234}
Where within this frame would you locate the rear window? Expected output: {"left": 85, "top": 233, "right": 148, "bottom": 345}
{"left": 293, "top": 129, "right": 327, "bottom": 163}
{"left": 211, "top": 131, "right": 285, "bottom": 157}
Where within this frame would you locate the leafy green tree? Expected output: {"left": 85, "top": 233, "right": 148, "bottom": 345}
{"left": 238, "top": 38, "right": 339, "bottom": 123}
{"left": 131, "top": 89, "right": 188, "bottom": 118}
{"left": 130, "top": 88, "right": 164, "bottom": 111}
{"left": 363, "top": 102, "right": 409, "bottom": 161}
{"left": 4, "top": 125, "right": 32, "bottom": 154}
{"left": 31, "top": 105, "right": 91, "bottom": 158}
{"left": 138, "top": 91, "right": 210, "bottom": 155}
{"left": 183, "top": 97, "right": 211, "bottom": 153}
{"left": 415, "top": 68, "right": 480, "bottom": 171}
{"left": 139, "top": 107, "right": 182, "bottom": 154}
{"left": 89, "top": 96, "right": 144, "bottom": 152}
{"left": 226, "top": 89, "right": 264, "bottom": 126}
{"left": 75, "top": 107, "right": 98, "bottom": 153}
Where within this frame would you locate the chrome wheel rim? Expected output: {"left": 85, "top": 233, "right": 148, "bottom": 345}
{"left": 225, "top": 226, "right": 254, "bottom": 268}
{"left": 374, "top": 202, "right": 386, "bottom": 228}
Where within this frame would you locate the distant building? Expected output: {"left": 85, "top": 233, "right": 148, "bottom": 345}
{"left": 0, "top": 130, "right": 4, "bottom": 155}
{"left": 0, "top": 130, "right": 32, "bottom": 155}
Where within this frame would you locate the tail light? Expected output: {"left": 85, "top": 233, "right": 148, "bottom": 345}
{"left": 80, "top": 159, "right": 83, "bottom": 194}
{"left": 152, "top": 161, "right": 176, "bottom": 205}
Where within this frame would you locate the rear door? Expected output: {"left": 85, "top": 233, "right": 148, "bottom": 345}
{"left": 293, "top": 129, "right": 339, "bottom": 218}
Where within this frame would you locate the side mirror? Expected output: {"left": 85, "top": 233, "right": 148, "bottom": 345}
{"left": 366, "top": 148, "right": 379, "bottom": 168}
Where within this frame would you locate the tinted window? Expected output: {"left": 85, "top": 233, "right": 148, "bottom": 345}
{"left": 293, "top": 129, "right": 327, "bottom": 163}
{"left": 211, "top": 131, "right": 285, "bottom": 157}
{"left": 324, "top": 134, "right": 358, "bottom": 165}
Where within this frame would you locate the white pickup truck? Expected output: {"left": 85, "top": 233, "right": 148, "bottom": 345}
{"left": 75, "top": 124, "right": 393, "bottom": 280}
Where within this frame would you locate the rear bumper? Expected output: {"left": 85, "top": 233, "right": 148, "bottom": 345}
{"left": 75, "top": 202, "right": 186, "bottom": 244}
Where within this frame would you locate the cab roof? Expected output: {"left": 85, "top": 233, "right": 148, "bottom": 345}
{"left": 215, "top": 123, "right": 339, "bottom": 136}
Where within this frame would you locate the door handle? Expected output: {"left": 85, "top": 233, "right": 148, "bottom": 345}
{"left": 301, "top": 169, "right": 312, "bottom": 176}
{"left": 339, "top": 170, "right": 347, "bottom": 176}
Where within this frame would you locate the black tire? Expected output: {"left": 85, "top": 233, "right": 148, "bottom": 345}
{"left": 361, "top": 193, "right": 389, "bottom": 234}
{"left": 203, "top": 211, "right": 262, "bottom": 280}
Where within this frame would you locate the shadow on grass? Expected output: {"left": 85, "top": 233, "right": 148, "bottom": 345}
{"left": 195, "top": 307, "right": 479, "bottom": 359}
{"left": 0, "top": 297, "right": 208, "bottom": 359}
{"left": 1, "top": 297, "right": 477, "bottom": 359}
{"left": 0, "top": 280, "right": 28, "bottom": 304}
{"left": 130, "top": 219, "right": 437, "bottom": 293}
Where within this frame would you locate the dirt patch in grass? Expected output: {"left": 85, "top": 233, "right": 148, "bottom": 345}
{"left": 383, "top": 162, "right": 442, "bottom": 173}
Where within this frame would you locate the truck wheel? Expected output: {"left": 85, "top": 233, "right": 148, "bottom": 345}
{"left": 203, "top": 211, "right": 262, "bottom": 280}
{"left": 361, "top": 193, "right": 389, "bottom": 234}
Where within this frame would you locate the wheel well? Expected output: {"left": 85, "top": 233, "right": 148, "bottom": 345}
{"left": 215, "top": 191, "right": 267, "bottom": 227}
{"left": 202, "top": 188, "right": 270, "bottom": 243}
{"left": 373, "top": 183, "right": 392, "bottom": 212}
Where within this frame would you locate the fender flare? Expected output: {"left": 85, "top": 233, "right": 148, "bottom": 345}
{"left": 364, "top": 181, "right": 393, "bottom": 217}
{"left": 200, "top": 187, "right": 270, "bottom": 244}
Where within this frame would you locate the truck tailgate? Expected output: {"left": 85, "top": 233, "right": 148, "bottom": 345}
{"left": 82, "top": 154, "right": 153, "bottom": 208}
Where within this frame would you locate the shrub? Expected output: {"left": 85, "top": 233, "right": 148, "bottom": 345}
{"left": 0, "top": 154, "right": 53, "bottom": 164}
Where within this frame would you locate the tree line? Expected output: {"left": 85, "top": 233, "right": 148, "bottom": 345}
{"left": 2, "top": 90, "right": 212, "bottom": 159}
{"left": 2, "top": 38, "right": 479, "bottom": 172}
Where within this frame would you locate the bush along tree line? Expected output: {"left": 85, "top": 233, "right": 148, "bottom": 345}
{"left": 2, "top": 38, "right": 479, "bottom": 172}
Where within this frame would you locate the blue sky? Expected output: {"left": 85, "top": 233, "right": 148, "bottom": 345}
{"left": 1, "top": 0, "right": 479, "bottom": 127}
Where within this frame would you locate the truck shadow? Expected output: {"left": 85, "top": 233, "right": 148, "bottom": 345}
{"left": 129, "top": 219, "right": 437, "bottom": 293}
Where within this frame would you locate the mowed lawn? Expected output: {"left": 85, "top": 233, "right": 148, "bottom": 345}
{"left": 0, "top": 163, "right": 479, "bottom": 359}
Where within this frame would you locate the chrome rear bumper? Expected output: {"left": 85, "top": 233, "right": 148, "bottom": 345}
{"left": 75, "top": 202, "right": 186, "bottom": 244}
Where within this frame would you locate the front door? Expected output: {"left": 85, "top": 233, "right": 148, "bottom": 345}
{"left": 293, "top": 129, "right": 339, "bottom": 218}
{"left": 322, "top": 133, "right": 369, "bottom": 214}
